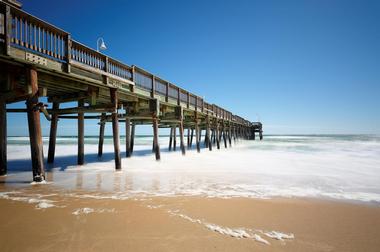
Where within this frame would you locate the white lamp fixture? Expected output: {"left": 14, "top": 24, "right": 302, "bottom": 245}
{"left": 96, "top": 37, "right": 107, "bottom": 52}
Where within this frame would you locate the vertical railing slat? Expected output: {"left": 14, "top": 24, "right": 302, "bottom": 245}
{"left": 5, "top": 5, "right": 11, "bottom": 55}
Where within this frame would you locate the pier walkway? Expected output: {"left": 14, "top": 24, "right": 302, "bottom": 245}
{"left": 0, "top": 0, "right": 263, "bottom": 181}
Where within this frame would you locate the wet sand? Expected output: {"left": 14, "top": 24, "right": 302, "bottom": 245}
{"left": 0, "top": 187, "right": 379, "bottom": 252}
{"left": 1, "top": 137, "right": 380, "bottom": 251}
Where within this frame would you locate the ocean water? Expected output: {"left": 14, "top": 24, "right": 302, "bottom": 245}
{"left": 2, "top": 135, "right": 380, "bottom": 203}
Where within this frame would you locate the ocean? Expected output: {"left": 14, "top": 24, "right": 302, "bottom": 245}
{"left": 3, "top": 135, "right": 380, "bottom": 203}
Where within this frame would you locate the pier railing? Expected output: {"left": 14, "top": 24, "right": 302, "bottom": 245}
{"left": 0, "top": 1, "right": 252, "bottom": 126}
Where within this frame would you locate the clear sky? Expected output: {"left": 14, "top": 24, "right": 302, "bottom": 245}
{"left": 7, "top": 0, "right": 380, "bottom": 135}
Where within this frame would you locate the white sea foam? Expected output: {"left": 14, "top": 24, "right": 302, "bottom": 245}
{"left": 146, "top": 204, "right": 164, "bottom": 209}
{"left": 72, "top": 207, "right": 115, "bottom": 215}
{"left": 253, "top": 234, "right": 270, "bottom": 245}
{"left": 0, "top": 191, "right": 57, "bottom": 209}
{"left": 36, "top": 202, "right": 56, "bottom": 209}
{"left": 264, "top": 231, "right": 295, "bottom": 241}
{"left": 4, "top": 135, "right": 380, "bottom": 203}
{"left": 167, "top": 209, "right": 292, "bottom": 245}
{"left": 72, "top": 208, "right": 94, "bottom": 215}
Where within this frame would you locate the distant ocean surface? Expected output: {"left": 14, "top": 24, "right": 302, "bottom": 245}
{"left": 4, "top": 135, "right": 380, "bottom": 203}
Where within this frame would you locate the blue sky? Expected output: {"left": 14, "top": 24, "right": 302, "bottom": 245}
{"left": 7, "top": 0, "right": 380, "bottom": 135}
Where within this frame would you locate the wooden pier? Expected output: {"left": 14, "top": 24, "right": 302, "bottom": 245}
{"left": 0, "top": 0, "right": 263, "bottom": 181}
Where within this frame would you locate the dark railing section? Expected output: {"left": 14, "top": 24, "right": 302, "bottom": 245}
{"left": 168, "top": 84, "right": 178, "bottom": 100}
{"left": 9, "top": 6, "right": 68, "bottom": 61}
{"left": 189, "top": 95, "right": 196, "bottom": 107}
{"left": 71, "top": 40, "right": 105, "bottom": 70}
{"left": 134, "top": 69, "right": 152, "bottom": 91}
{"left": 179, "top": 90, "right": 187, "bottom": 103}
{"left": 108, "top": 58, "right": 132, "bottom": 80}
{"left": 154, "top": 78, "right": 166, "bottom": 96}
{"left": 0, "top": 1, "right": 252, "bottom": 126}
{"left": 197, "top": 97, "right": 203, "bottom": 111}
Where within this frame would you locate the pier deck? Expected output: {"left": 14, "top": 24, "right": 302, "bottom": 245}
{"left": 0, "top": 0, "right": 263, "bottom": 181}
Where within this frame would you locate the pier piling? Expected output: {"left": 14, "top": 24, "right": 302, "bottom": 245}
{"left": 195, "top": 121, "right": 200, "bottom": 153}
{"left": 77, "top": 99, "right": 84, "bottom": 165}
{"left": 0, "top": 99, "right": 7, "bottom": 176}
{"left": 152, "top": 117, "right": 160, "bottom": 160}
{"left": 169, "top": 126, "right": 173, "bottom": 151}
{"left": 125, "top": 118, "right": 131, "bottom": 157}
{"left": 26, "top": 68, "right": 45, "bottom": 182}
{"left": 179, "top": 121, "right": 186, "bottom": 155}
{"left": 173, "top": 126, "right": 177, "bottom": 151}
{"left": 131, "top": 123, "right": 135, "bottom": 154}
{"left": 47, "top": 102, "right": 59, "bottom": 163}
{"left": 110, "top": 89, "right": 121, "bottom": 170}
{"left": 98, "top": 113, "right": 106, "bottom": 157}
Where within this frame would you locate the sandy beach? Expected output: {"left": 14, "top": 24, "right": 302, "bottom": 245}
{"left": 0, "top": 190, "right": 380, "bottom": 252}
{"left": 1, "top": 135, "right": 379, "bottom": 251}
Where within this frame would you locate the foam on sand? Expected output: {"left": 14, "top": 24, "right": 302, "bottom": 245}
{"left": 72, "top": 207, "right": 115, "bottom": 215}
{"left": 264, "top": 231, "right": 295, "bottom": 240}
{"left": 167, "top": 208, "right": 293, "bottom": 245}
{"left": 0, "top": 191, "right": 58, "bottom": 209}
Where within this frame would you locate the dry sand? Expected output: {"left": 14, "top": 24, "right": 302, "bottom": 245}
{"left": 0, "top": 187, "right": 379, "bottom": 252}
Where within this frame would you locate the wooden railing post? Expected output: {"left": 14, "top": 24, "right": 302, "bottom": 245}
{"left": 186, "top": 92, "right": 189, "bottom": 108}
{"left": 66, "top": 34, "right": 71, "bottom": 73}
{"left": 104, "top": 56, "right": 109, "bottom": 72}
{"left": 165, "top": 82, "right": 169, "bottom": 102}
{"left": 151, "top": 75, "right": 155, "bottom": 98}
{"left": 177, "top": 87, "right": 180, "bottom": 106}
{"left": 4, "top": 5, "right": 11, "bottom": 55}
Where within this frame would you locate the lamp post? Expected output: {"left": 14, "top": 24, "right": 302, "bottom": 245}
{"left": 96, "top": 37, "right": 107, "bottom": 52}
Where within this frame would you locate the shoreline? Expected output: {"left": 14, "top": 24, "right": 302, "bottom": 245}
{"left": 0, "top": 191, "right": 379, "bottom": 251}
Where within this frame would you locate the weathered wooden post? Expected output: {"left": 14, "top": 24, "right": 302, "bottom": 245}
{"left": 198, "top": 128, "right": 202, "bottom": 146}
{"left": 173, "top": 126, "right": 177, "bottom": 151}
{"left": 98, "top": 113, "right": 105, "bottom": 157}
{"left": 212, "top": 128, "right": 216, "bottom": 145}
{"left": 150, "top": 98, "right": 160, "bottom": 160}
{"left": 195, "top": 120, "right": 200, "bottom": 153}
{"left": 77, "top": 99, "right": 84, "bottom": 165}
{"left": 222, "top": 125, "right": 227, "bottom": 148}
{"left": 0, "top": 98, "right": 6, "bottom": 176}
{"left": 227, "top": 124, "right": 232, "bottom": 147}
{"left": 177, "top": 106, "right": 185, "bottom": 155}
{"left": 130, "top": 122, "right": 135, "bottom": 154}
{"left": 179, "top": 122, "right": 186, "bottom": 155}
{"left": 26, "top": 67, "right": 45, "bottom": 182}
{"left": 152, "top": 117, "right": 160, "bottom": 160}
{"left": 190, "top": 128, "right": 194, "bottom": 148}
{"left": 233, "top": 125, "right": 236, "bottom": 142}
{"left": 207, "top": 119, "right": 212, "bottom": 151}
{"left": 169, "top": 126, "right": 173, "bottom": 151}
{"left": 187, "top": 128, "right": 190, "bottom": 148}
{"left": 110, "top": 88, "right": 121, "bottom": 170}
{"left": 47, "top": 102, "right": 59, "bottom": 163}
{"left": 216, "top": 122, "right": 220, "bottom": 149}
{"left": 125, "top": 117, "right": 131, "bottom": 157}
{"left": 206, "top": 117, "right": 211, "bottom": 150}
